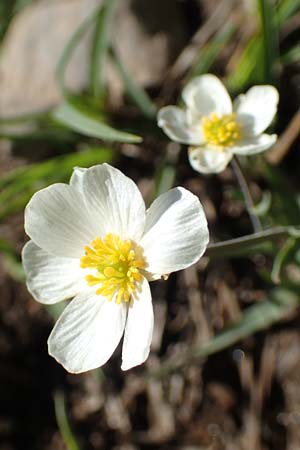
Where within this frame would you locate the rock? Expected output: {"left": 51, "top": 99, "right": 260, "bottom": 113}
{"left": 113, "top": 0, "right": 188, "bottom": 87}
{"left": 0, "top": 0, "right": 189, "bottom": 117}
{"left": 0, "top": 0, "right": 99, "bottom": 117}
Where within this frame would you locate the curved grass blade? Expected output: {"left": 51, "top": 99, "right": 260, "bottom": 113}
{"left": 257, "top": 0, "right": 279, "bottom": 83}
{"left": 227, "top": 0, "right": 296, "bottom": 91}
{"left": 206, "top": 226, "right": 300, "bottom": 259}
{"left": 0, "top": 109, "right": 50, "bottom": 125}
{"left": 0, "top": 239, "right": 24, "bottom": 281}
{"left": 54, "top": 390, "right": 81, "bottom": 450}
{"left": 52, "top": 100, "right": 142, "bottom": 143}
{"left": 56, "top": 5, "right": 102, "bottom": 93}
{"left": 0, "top": 147, "right": 113, "bottom": 219}
{"left": 189, "top": 23, "right": 235, "bottom": 78}
{"left": 271, "top": 237, "right": 296, "bottom": 283}
{"left": 149, "top": 288, "right": 300, "bottom": 377}
{"left": 276, "top": 0, "right": 300, "bottom": 24}
{"left": 0, "top": 126, "right": 75, "bottom": 144}
{"left": 111, "top": 48, "right": 157, "bottom": 119}
{"left": 252, "top": 190, "right": 272, "bottom": 217}
{"left": 190, "top": 288, "right": 298, "bottom": 359}
{"left": 0, "top": 0, "right": 34, "bottom": 43}
{"left": 90, "top": 0, "right": 118, "bottom": 100}
{"left": 154, "top": 163, "right": 176, "bottom": 199}
{"left": 281, "top": 45, "right": 300, "bottom": 66}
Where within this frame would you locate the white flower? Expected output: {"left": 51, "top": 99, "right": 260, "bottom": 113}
{"left": 158, "top": 74, "right": 279, "bottom": 174}
{"left": 22, "top": 163, "right": 209, "bottom": 373}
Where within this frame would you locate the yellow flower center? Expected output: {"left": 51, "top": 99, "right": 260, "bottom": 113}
{"left": 201, "top": 112, "right": 241, "bottom": 148}
{"left": 80, "top": 233, "right": 146, "bottom": 304}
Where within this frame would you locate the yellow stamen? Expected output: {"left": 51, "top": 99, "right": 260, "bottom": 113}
{"left": 201, "top": 112, "right": 241, "bottom": 149}
{"left": 80, "top": 233, "right": 146, "bottom": 304}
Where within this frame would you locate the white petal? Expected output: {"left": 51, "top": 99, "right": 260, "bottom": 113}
{"left": 22, "top": 240, "right": 85, "bottom": 304}
{"left": 121, "top": 277, "right": 153, "bottom": 371}
{"left": 25, "top": 183, "right": 101, "bottom": 258}
{"left": 157, "top": 106, "right": 204, "bottom": 145}
{"left": 48, "top": 291, "right": 127, "bottom": 373}
{"left": 231, "top": 134, "right": 277, "bottom": 155}
{"left": 140, "top": 187, "right": 209, "bottom": 278}
{"left": 188, "top": 146, "right": 233, "bottom": 174}
{"left": 25, "top": 164, "right": 146, "bottom": 258}
{"left": 69, "top": 166, "right": 87, "bottom": 186}
{"left": 234, "top": 85, "right": 279, "bottom": 136}
{"left": 182, "top": 74, "right": 232, "bottom": 117}
{"left": 70, "top": 164, "right": 146, "bottom": 242}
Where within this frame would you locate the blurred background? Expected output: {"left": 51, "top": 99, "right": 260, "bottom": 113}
{"left": 1, "top": 0, "right": 300, "bottom": 449}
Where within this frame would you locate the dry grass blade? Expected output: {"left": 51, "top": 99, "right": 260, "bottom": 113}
{"left": 159, "top": 0, "right": 235, "bottom": 99}
{"left": 266, "top": 110, "right": 300, "bottom": 165}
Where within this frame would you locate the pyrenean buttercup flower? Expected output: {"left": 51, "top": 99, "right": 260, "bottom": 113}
{"left": 158, "top": 74, "right": 279, "bottom": 174}
{"left": 22, "top": 163, "right": 209, "bottom": 373}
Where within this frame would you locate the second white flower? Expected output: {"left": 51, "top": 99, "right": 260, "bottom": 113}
{"left": 158, "top": 74, "right": 279, "bottom": 174}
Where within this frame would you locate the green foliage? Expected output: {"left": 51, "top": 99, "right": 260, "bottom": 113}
{"left": 53, "top": 98, "right": 142, "bottom": 143}
{"left": 0, "top": 0, "right": 34, "bottom": 43}
{"left": 196, "top": 288, "right": 299, "bottom": 354}
{"left": 54, "top": 391, "right": 81, "bottom": 450}
{"left": 257, "top": 0, "right": 279, "bottom": 83}
{"left": 189, "top": 24, "right": 235, "bottom": 78}
{"left": 89, "top": 0, "right": 118, "bottom": 100}
{"left": 55, "top": 5, "right": 102, "bottom": 95}
{"left": 150, "top": 288, "right": 300, "bottom": 377}
{"left": 0, "top": 147, "right": 114, "bottom": 220}
{"left": 111, "top": 49, "right": 157, "bottom": 119}
{"left": 227, "top": 0, "right": 297, "bottom": 92}
{"left": 206, "top": 226, "right": 300, "bottom": 259}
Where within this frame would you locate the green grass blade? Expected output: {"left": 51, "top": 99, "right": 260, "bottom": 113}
{"left": 0, "top": 238, "right": 15, "bottom": 255}
{"left": 14, "top": 0, "right": 34, "bottom": 12}
{"left": 54, "top": 390, "right": 81, "bottom": 450}
{"left": 46, "top": 303, "right": 67, "bottom": 321}
{"left": 52, "top": 99, "right": 142, "bottom": 143}
{"left": 271, "top": 237, "right": 296, "bottom": 283}
{"left": 0, "top": 166, "right": 31, "bottom": 190}
{"left": 227, "top": 0, "right": 297, "bottom": 92}
{"left": 262, "top": 163, "right": 300, "bottom": 225}
{"left": 56, "top": 5, "right": 102, "bottom": 93}
{"left": 281, "top": 45, "right": 300, "bottom": 65}
{"left": 111, "top": 49, "right": 157, "bottom": 119}
{"left": 276, "top": 0, "right": 300, "bottom": 24}
{"left": 0, "top": 0, "right": 34, "bottom": 43}
{"left": 257, "top": 0, "right": 279, "bottom": 82}
{"left": 0, "top": 238, "right": 24, "bottom": 281}
{"left": 0, "top": 126, "right": 76, "bottom": 144}
{"left": 89, "top": 0, "right": 118, "bottom": 100}
{"left": 2, "top": 254, "right": 24, "bottom": 281}
{"left": 0, "top": 2, "right": 14, "bottom": 43}
{"left": 0, "top": 147, "right": 113, "bottom": 219}
{"left": 206, "top": 226, "right": 300, "bottom": 259}
{"left": 150, "top": 288, "right": 300, "bottom": 377}
{"left": 189, "top": 24, "right": 235, "bottom": 78}
{"left": 0, "top": 109, "right": 51, "bottom": 125}
{"left": 227, "top": 37, "right": 264, "bottom": 92}
{"left": 154, "top": 164, "right": 176, "bottom": 199}
{"left": 191, "top": 289, "right": 299, "bottom": 358}
{"left": 252, "top": 191, "right": 272, "bottom": 217}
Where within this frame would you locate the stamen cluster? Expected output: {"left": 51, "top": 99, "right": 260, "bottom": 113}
{"left": 80, "top": 233, "right": 145, "bottom": 304}
{"left": 202, "top": 113, "right": 241, "bottom": 148}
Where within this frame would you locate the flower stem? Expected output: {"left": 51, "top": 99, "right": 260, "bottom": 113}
{"left": 231, "top": 156, "right": 262, "bottom": 232}
{"left": 205, "top": 226, "right": 300, "bottom": 258}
